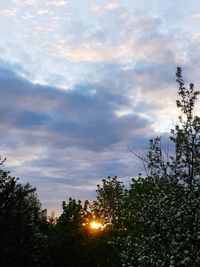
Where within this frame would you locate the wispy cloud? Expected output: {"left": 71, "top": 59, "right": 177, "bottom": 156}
{"left": 47, "top": 0, "right": 67, "bottom": 6}
{"left": 0, "top": 8, "right": 18, "bottom": 16}
{"left": 37, "top": 9, "right": 49, "bottom": 15}
{"left": 103, "top": 1, "right": 120, "bottom": 10}
{"left": 53, "top": 13, "right": 175, "bottom": 65}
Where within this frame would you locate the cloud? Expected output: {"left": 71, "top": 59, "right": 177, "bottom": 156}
{"left": 0, "top": 61, "right": 156, "bottom": 212}
{"left": 47, "top": 1, "right": 67, "bottom": 7}
{"left": 104, "top": 2, "right": 120, "bottom": 10}
{"left": 53, "top": 12, "right": 176, "bottom": 65}
{"left": 89, "top": 1, "right": 120, "bottom": 13}
{"left": 37, "top": 9, "right": 49, "bottom": 15}
{"left": 2, "top": 0, "right": 199, "bottom": 214}
{"left": 187, "top": 13, "right": 200, "bottom": 20}
{"left": 0, "top": 8, "right": 18, "bottom": 17}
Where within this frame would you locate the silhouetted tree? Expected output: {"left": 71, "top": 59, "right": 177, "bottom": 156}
{"left": 0, "top": 159, "right": 49, "bottom": 267}
{"left": 47, "top": 198, "right": 86, "bottom": 267}
{"left": 93, "top": 176, "right": 127, "bottom": 230}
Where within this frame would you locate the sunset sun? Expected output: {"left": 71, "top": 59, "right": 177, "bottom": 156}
{"left": 89, "top": 221, "right": 103, "bottom": 230}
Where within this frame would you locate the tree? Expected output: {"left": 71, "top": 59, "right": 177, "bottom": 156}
{"left": 172, "top": 67, "right": 200, "bottom": 185}
{"left": 134, "top": 68, "right": 200, "bottom": 186}
{"left": 120, "top": 68, "right": 200, "bottom": 266}
{"left": 93, "top": 176, "right": 127, "bottom": 230}
{"left": 47, "top": 198, "right": 86, "bottom": 267}
{"left": 0, "top": 159, "right": 48, "bottom": 267}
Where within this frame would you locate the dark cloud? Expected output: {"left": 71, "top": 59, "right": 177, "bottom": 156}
{"left": 15, "top": 111, "right": 52, "bottom": 128}
{"left": 0, "top": 61, "right": 157, "bottom": 212}
{"left": 134, "top": 60, "right": 175, "bottom": 86}
{"left": 0, "top": 62, "right": 152, "bottom": 150}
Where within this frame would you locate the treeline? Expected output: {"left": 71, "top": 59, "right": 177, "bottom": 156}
{"left": 1, "top": 68, "right": 200, "bottom": 266}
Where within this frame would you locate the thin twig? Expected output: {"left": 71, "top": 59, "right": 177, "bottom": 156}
{"left": 127, "top": 145, "right": 148, "bottom": 176}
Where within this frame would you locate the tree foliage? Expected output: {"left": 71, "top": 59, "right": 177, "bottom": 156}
{"left": 0, "top": 159, "right": 49, "bottom": 267}
{"left": 93, "top": 176, "right": 127, "bottom": 229}
{"left": 120, "top": 67, "right": 200, "bottom": 266}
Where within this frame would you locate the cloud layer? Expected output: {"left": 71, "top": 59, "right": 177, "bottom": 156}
{"left": 1, "top": 0, "right": 200, "bottom": 214}
{"left": 0, "top": 61, "right": 154, "bottom": 213}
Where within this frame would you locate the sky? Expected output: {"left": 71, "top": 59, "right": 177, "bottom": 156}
{"left": 1, "top": 0, "right": 200, "bottom": 214}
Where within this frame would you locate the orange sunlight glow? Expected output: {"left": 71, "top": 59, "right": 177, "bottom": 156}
{"left": 82, "top": 219, "right": 105, "bottom": 233}
{"left": 89, "top": 221, "right": 102, "bottom": 230}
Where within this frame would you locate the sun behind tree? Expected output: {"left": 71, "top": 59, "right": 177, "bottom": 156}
{"left": 89, "top": 220, "right": 104, "bottom": 230}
